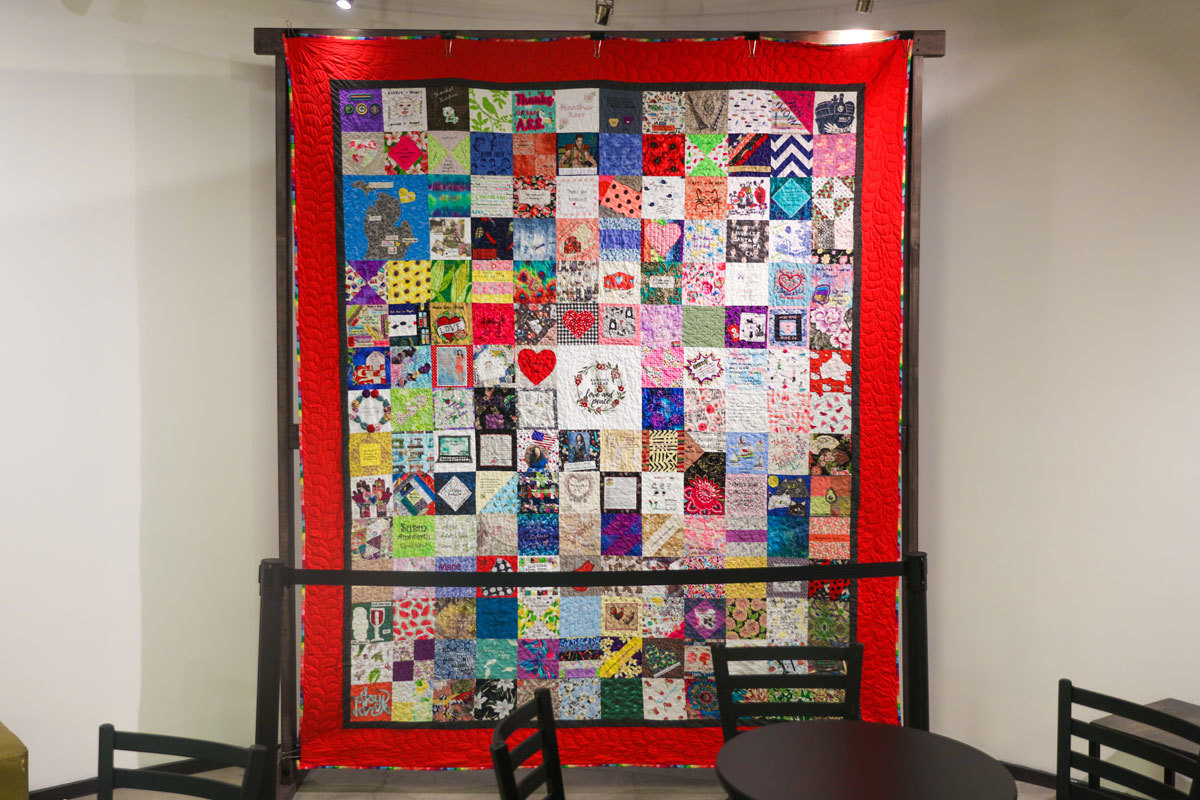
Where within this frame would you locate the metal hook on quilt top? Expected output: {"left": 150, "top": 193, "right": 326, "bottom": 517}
{"left": 745, "top": 32, "right": 760, "bottom": 58}
{"left": 591, "top": 32, "right": 605, "bottom": 59}
{"left": 442, "top": 32, "right": 454, "bottom": 58}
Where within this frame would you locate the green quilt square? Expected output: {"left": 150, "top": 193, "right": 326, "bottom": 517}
{"left": 476, "top": 638, "right": 518, "bottom": 679}
{"left": 431, "top": 260, "right": 472, "bottom": 303}
{"left": 682, "top": 306, "right": 725, "bottom": 346}
{"left": 601, "top": 678, "right": 644, "bottom": 719}
{"left": 391, "top": 388, "right": 434, "bottom": 431}
{"left": 393, "top": 517, "right": 436, "bottom": 557}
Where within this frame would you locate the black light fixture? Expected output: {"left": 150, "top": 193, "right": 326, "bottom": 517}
{"left": 595, "top": 0, "right": 613, "bottom": 26}
{"left": 856, "top": 0, "right": 874, "bottom": 12}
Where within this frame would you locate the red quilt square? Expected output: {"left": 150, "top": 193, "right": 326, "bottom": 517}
{"left": 513, "top": 133, "right": 557, "bottom": 176}
{"left": 642, "top": 134, "right": 685, "bottom": 176}
{"left": 472, "top": 303, "right": 516, "bottom": 344}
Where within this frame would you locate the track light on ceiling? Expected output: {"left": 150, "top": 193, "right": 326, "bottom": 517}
{"left": 336, "top": 0, "right": 352, "bottom": 9}
{"left": 856, "top": 0, "right": 874, "bottom": 12}
{"left": 595, "top": 0, "right": 613, "bottom": 26}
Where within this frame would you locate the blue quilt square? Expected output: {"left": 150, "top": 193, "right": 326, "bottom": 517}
{"left": 726, "top": 432, "right": 769, "bottom": 475}
{"left": 518, "top": 513, "right": 559, "bottom": 555}
{"left": 476, "top": 598, "right": 518, "bottom": 639}
{"left": 560, "top": 596, "right": 602, "bottom": 638}
{"left": 471, "top": 217, "right": 514, "bottom": 260}
{"left": 434, "top": 639, "right": 476, "bottom": 679}
{"left": 768, "top": 515, "right": 809, "bottom": 558}
{"left": 513, "top": 218, "right": 556, "bottom": 261}
{"left": 599, "top": 133, "right": 643, "bottom": 175}
{"left": 471, "top": 132, "right": 513, "bottom": 175}
{"left": 642, "top": 388, "right": 684, "bottom": 431}
{"left": 599, "top": 218, "right": 641, "bottom": 261}
{"left": 770, "top": 177, "right": 812, "bottom": 220}
{"left": 436, "top": 555, "right": 476, "bottom": 598}
{"left": 342, "top": 175, "right": 430, "bottom": 261}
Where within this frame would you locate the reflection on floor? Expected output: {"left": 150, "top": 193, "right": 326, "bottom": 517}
{"left": 86, "top": 765, "right": 1057, "bottom": 799}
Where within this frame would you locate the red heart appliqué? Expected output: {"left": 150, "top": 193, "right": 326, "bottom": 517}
{"left": 436, "top": 315, "right": 465, "bottom": 341}
{"left": 518, "top": 349, "right": 556, "bottom": 385}
{"left": 562, "top": 309, "right": 595, "bottom": 339}
{"left": 775, "top": 271, "right": 805, "bottom": 294}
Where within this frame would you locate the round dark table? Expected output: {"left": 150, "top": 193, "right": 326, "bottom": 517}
{"left": 715, "top": 720, "right": 1017, "bottom": 800}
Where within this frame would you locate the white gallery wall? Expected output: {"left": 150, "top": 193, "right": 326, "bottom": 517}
{"left": 0, "top": 0, "right": 1197, "bottom": 789}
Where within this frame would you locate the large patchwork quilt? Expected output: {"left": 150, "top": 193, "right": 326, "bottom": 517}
{"left": 286, "top": 35, "right": 910, "bottom": 768}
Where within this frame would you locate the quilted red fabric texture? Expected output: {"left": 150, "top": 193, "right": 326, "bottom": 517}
{"left": 288, "top": 35, "right": 909, "bottom": 769}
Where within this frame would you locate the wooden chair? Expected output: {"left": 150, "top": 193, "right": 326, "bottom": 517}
{"left": 98, "top": 724, "right": 269, "bottom": 800}
{"left": 491, "top": 689, "right": 565, "bottom": 800}
{"left": 1057, "top": 679, "right": 1200, "bottom": 800}
{"left": 711, "top": 642, "right": 864, "bottom": 742}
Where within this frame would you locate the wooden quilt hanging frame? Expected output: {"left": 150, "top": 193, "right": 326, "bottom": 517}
{"left": 253, "top": 27, "right": 945, "bottom": 799}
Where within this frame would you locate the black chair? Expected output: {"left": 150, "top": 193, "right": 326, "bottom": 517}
{"left": 491, "top": 688, "right": 565, "bottom": 800}
{"left": 711, "top": 642, "right": 864, "bottom": 741}
{"left": 98, "top": 724, "right": 269, "bottom": 800}
{"left": 1057, "top": 679, "right": 1200, "bottom": 800}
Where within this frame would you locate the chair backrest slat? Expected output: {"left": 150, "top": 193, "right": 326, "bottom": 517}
{"left": 730, "top": 701, "right": 851, "bottom": 719}
{"left": 495, "top": 698, "right": 542, "bottom": 738}
{"left": 97, "top": 725, "right": 268, "bottom": 800}
{"left": 114, "top": 769, "right": 244, "bottom": 800}
{"left": 1071, "top": 687, "right": 1200, "bottom": 749}
{"left": 111, "top": 731, "right": 256, "bottom": 768}
{"left": 517, "top": 763, "right": 548, "bottom": 800}
{"left": 1057, "top": 680, "right": 1200, "bottom": 800}
{"left": 719, "top": 645, "right": 852, "bottom": 662}
{"left": 509, "top": 730, "right": 544, "bottom": 768}
{"left": 1071, "top": 719, "right": 1199, "bottom": 779}
{"left": 727, "top": 673, "right": 850, "bottom": 691}
{"left": 491, "top": 690, "right": 565, "bottom": 800}
{"left": 712, "top": 642, "right": 864, "bottom": 742}
{"left": 1067, "top": 752, "right": 1188, "bottom": 800}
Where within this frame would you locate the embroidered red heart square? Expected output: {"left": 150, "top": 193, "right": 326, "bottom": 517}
{"left": 562, "top": 309, "right": 595, "bottom": 339}
{"left": 517, "top": 348, "right": 556, "bottom": 385}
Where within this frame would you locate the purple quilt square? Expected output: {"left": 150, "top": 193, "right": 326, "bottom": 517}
{"left": 725, "top": 306, "right": 768, "bottom": 349}
{"left": 517, "top": 639, "right": 560, "bottom": 679}
{"left": 641, "top": 305, "right": 683, "bottom": 347}
{"left": 340, "top": 89, "right": 383, "bottom": 132}
{"left": 601, "top": 514, "right": 642, "bottom": 556}
{"left": 414, "top": 638, "right": 436, "bottom": 660}
{"left": 642, "top": 388, "right": 684, "bottom": 431}
{"left": 684, "top": 597, "right": 726, "bottom": 640}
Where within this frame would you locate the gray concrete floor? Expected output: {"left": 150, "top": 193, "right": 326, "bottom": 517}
{"left": 86, "top": 765, "right": 1056, "bottom": 798}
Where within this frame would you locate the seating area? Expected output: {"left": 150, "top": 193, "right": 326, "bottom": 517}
{"left": 6, "top": 3, "right": 1199, "bottom": 800}
{"left": 66, "top": 666, "right": 1198, "bottom": 800}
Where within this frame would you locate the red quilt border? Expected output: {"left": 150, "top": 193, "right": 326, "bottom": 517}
{"left": 287, "top": 34, "right": 909, "bottom": 769}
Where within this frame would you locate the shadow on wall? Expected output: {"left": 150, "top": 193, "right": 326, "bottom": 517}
{"left": 129, "top": 40, "right": 278, "bottom": 750}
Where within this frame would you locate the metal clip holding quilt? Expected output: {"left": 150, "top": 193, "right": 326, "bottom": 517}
{"left": 591, "top": 32, "right": 605, "bottom": 59}
{"left": 441, "top": 32, "right": 455, "bottom": 58}
{"left": 745, "top": 32, "right": 760, "bottom": 58}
